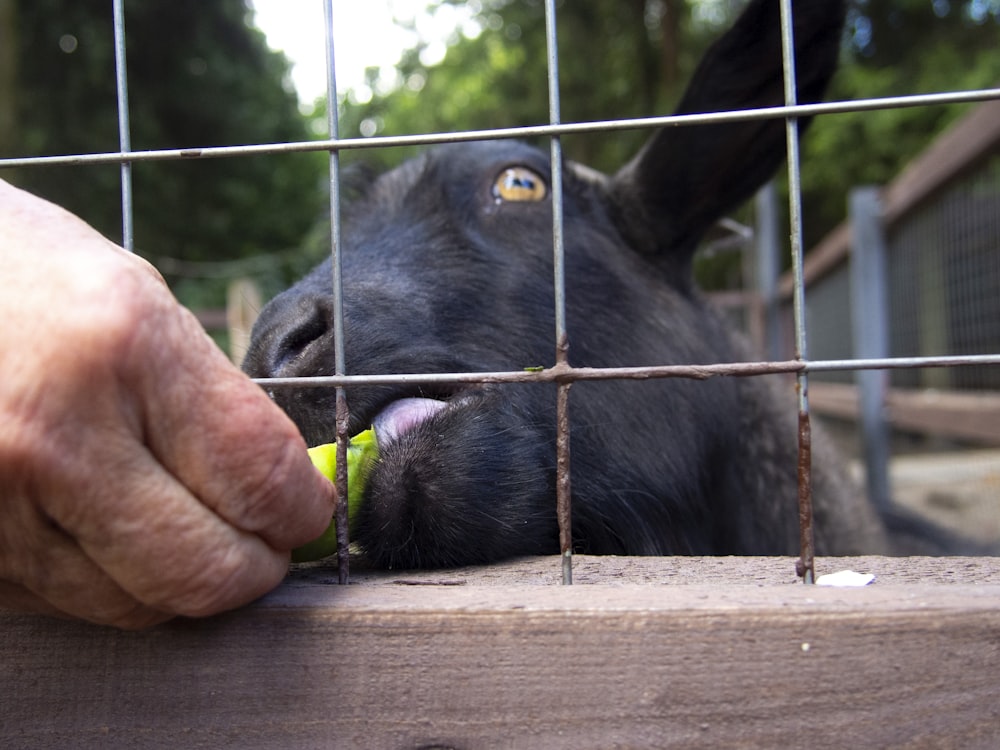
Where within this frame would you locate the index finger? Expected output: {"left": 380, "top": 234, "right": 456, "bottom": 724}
{"left": 132, "top": 299, "right": 337, "bottom": 551}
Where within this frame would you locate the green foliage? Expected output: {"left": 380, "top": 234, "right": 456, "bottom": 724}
{"left": 336, "top": 0, "right": 727, "bottom": 174}
{"left": 800, "top": 0, "right": 1000, "bottom": 248}
{"left": 7, "top": 0, "right": 326, "bottom": 310}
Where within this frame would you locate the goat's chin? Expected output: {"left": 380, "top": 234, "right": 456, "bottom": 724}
{"left": 353, "top": 392, "right": 558, "bottom": 569}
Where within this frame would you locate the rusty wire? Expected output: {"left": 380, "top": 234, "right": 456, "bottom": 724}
{"left": 253, "top": 354, "right": 1000, "bottom": 392}
{"left": 542, "top": 0, "right": 575, "bottom": 585}
{"left": 778, "top": 0, "right": 816, "bottom": 583}
{"left": 320, "top": 0, "right": 352, "bottom": 586}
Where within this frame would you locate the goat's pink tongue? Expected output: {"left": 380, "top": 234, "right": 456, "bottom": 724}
{"left": 372, "top": 398, "right": 448, "bottom": 444}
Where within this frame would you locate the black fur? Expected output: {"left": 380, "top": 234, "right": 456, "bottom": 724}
{"left": 244, "top": 0, "right": 899, "bottom": 568}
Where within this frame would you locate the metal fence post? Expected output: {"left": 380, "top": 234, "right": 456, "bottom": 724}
{"left": 754, "top": 181, "right": 784, "bottom": 362}
{"left": 849, "top": 186, "right": 893, "bottom": 511}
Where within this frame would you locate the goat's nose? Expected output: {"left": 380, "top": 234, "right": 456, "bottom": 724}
{"left": 244, "top": 292, "right": 333, "bottom": 377}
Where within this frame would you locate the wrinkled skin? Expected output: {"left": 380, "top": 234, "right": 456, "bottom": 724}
{"left": 244, "top": 0, "right": 895, "bottom": 568}
{"left": 0, "top": 180, "right": 335, "bottom": 628}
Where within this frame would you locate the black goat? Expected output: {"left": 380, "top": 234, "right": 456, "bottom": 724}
{"left": 244, "top": 0, "right": 898, "bottom": 567}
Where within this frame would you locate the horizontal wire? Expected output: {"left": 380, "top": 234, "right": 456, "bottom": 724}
{"left": 3, "top": 88, "right": 999, "bottom": 170}
{"left": 11, "top": 70, "right": 999, "bottom": 392}
{"left": 253, "top": 354, "right": 1000, "bottom": 390}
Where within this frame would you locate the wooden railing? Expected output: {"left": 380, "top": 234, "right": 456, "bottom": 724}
{"left": 811, "top": 382, "right": 1000, "bottom": 445}
{"left": 3, "top": 556, "right": 999, "bottom": 748}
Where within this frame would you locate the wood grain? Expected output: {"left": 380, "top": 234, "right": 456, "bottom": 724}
{"left": 3, "top": 556, "right": 999, "bottom": 749}
{"left": 779, "top": 97, "right": 1000, "bottom": 297}
{"left": 810, "top": 381, "right": 1000, "bottom": 445}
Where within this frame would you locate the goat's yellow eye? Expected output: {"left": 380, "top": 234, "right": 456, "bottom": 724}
{"left": 492, "top": 167, "right": 547, "bottom": 202}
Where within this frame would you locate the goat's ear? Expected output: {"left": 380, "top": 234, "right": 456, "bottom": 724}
{"left": 610, "top": 0, "right": 845, "bottom": 266}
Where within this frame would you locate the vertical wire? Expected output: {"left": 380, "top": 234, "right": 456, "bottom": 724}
{"left": 111, "top": 0, "right": 133, "bottom": 251}
{"left": 778, "top": 0, "right": 815, "bottom": 584}
{"left": 323, "top": 0, "right": 350, "bottom": 584}
{"left": 543, "top": 0, "right": 572, "bottom": 585}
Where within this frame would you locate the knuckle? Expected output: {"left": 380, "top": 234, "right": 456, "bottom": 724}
{"left": 222, "top": 424, "right": 310, "bottom": 533}
{"left": 165, "top": 544, "right": 283, "bottom": 619}
{"left": 64, "top": 259, "right": 174, "bottom": 370}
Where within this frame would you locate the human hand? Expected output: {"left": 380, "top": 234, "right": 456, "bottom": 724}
{"left": 0, "top": 179, "right": 335, "bottom": 628}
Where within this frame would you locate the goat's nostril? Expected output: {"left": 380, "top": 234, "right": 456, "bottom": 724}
{"left": 273, "top": 303, "right": 331, "bottom": 372}
{"left": 244, "top": 290, "right": 336, "bottom": 377}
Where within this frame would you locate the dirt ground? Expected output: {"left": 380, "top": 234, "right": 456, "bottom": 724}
{"left": 852, "top": 449, "right": 1000, "bottom": 545}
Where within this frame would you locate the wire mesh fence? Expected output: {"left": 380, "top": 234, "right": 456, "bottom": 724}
{"left": 776, "top": 96, "right": 1000, "bottom": 544}
{"left": 889, "top": 153, "right": 1000, "bottom": 392}
{"left": 4, "top": 0, "right": 1000, "bottom": 583}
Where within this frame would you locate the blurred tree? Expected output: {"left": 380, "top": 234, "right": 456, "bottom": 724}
{"left": 336, "top": 0, "right": 725, "bottom": 174}
{"left": 0, "top": 0, "right": 15, "bottom": 159}
{"left": 801, "top": 0, "right": 1000, "bottom": 249}
{"left": 5, "top": 0, "right": 326, "bottom": 309}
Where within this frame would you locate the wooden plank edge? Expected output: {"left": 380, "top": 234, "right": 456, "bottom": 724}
{"left": 3, "top": 557, "right": 1000, "bottom": 748}
{"left": 780, "top": 97, "right": 1000, "bottom": 299}
{"left": 882, "top": 97, "right": 1000, "bottom": 225}
{"left": 809, "top": 381, "right": 1000, "bottom": 444}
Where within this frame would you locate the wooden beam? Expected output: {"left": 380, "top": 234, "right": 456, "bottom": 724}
{"left": 3, "top": 556, "right": 1000, "bottom": 749}
{"left": 780, "top": 96, "right": 1000, "bottom": 299}
{"left": 779, "top": 221, "right": 851, "bottom": 298}
{"left": 810, "top": 382, "right": 1000, "bottom": 445}
{"left": 882, "top": 97, "right": 1000, "bottom": 225}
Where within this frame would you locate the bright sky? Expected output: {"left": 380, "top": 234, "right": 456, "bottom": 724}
{"left": 250, "top": 0, "right": 481, "bottom": 104}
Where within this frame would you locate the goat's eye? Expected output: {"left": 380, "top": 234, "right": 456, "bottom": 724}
{"left": 492, "top": 167, "right": 547, "bottom": 203}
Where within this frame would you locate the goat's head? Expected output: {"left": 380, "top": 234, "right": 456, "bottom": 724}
{"left": 243, "top": 0, "right": 882, "bottom": 567}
